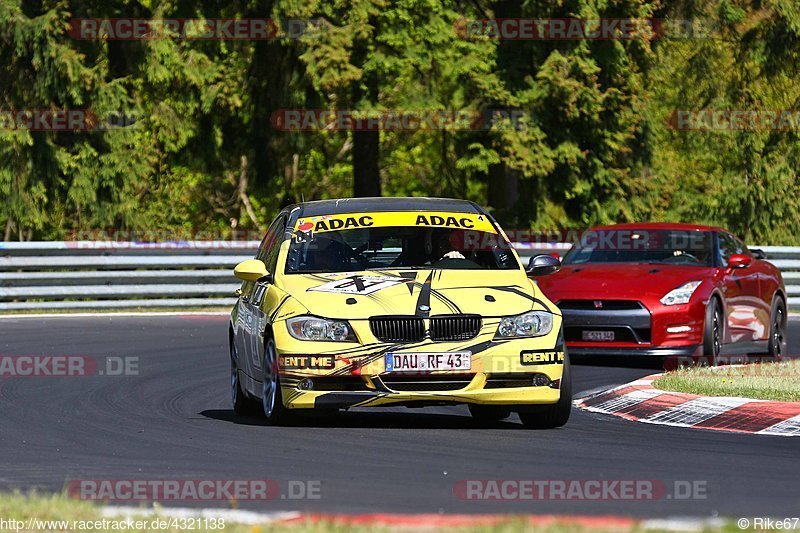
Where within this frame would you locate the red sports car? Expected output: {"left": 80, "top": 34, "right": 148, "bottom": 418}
{"left": 535, "top": 223, "right": 787, "bottom": 365}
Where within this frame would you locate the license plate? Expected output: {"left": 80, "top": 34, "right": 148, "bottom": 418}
{"left": 385, "top": 352, "right": 471, "bottom": 372}
{"left": 582, "top": 330, "right": 615, "bottom": 341}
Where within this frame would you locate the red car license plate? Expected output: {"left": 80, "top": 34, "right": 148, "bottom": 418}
{"left": 582, "top": 330, "right": 615, "bottom": 341}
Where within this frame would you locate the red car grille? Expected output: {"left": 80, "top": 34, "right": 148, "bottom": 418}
{"left": 558, "top": 300, "right": 645, "bottom": 311}
{"left": 558, "top": 300, "right": 652, "bottom": 344}
{"left": 565, "top": 326, "right": 652, "bottom": 343}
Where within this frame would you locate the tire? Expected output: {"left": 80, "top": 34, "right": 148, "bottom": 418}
{"left": 468, "top": 404, "right": 511, "bottom": 423}
{"left": 231, "top": 337, "right": 260, "bottom": 415}
{"left": 702, "top": 297, "right": 723, "bottom": 366}
{"left": 517, "top": 350, "right": 572, "bottom": 429}
{"left": 768, "top": 296, "right": 788, "bottom": 360}
{"left": 261, "top": 336, "right": 295, "bottom": 426}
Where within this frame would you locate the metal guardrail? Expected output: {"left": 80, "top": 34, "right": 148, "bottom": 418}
{"left": 0, "top": 241, "right": 258, "bottom": 311}
{"left": 0, "top": 242, "right": 798, "bottom": 311}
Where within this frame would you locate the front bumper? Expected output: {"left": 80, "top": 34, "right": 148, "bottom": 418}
{"left": 282, "top": 371, "right": 563, "bottom": 410}
{"left": 558, "top": 298, "right": 706, "bottom": 358}
{"left": 274, "top": 316, "right": 565, "bottom": 410}
{"left": 568, "top": 345, "right": 702, "bottom": 358}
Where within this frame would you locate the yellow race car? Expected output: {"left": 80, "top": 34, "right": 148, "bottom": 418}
{"left": 229, "top": 197, "right": 569, "bottom": 428}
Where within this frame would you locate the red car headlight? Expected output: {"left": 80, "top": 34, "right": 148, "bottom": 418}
{"left": 660, "top": 281, "right": 702, "bottom": 306}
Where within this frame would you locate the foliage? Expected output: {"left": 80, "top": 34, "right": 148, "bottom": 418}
{"left": 0, "top": 0, "right": 799, "bottom": 243}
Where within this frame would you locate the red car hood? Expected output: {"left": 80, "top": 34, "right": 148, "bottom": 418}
{"left": 537, "top": 263, "right": 716, "bottom": 302}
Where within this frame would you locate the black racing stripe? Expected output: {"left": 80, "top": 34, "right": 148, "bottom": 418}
{"left": 415, "top": 272, "right": 433, "bottom": 317}
{"left": 490, "top": 285, "right": 535, "bottom": 302}
{"left": 351, "top": 276, "right": 366, "bottom": 292}
{"left": 330, "top": 337, "right": 440, "bottom": 376}
{"left": 350, "top": 394, "right": 392, "bottom": 407}
{"left": 363, "top": 292, "right": 391, "bottom": 311}
{"left": 400, "top": 272, "right": 417, "bottom": 295}
{"left": 333, "top": 342, "right": 391, "bottom": 355}
{"left": 269, "top": 295, "right": 291, "bottom": 322}
{"left": 283, "top": 389, "right": 304, "bottom": 404}
{"left": 371, "top": 378, "right": 392, "bottom": 393}
{"left": 437, "top": 284, "right": 540, "bottom": 311}
{"left": 332, "top": 343, "right": 419, "bottom": 376}
{"left": 289, "top": 343, "right": 387, "bottom": 358}
{"left": 481, "top": 285, "right": 558, "bottom": 314}
{"left": 463, "top": 339, "right": 505, "bottom": 355}
{"left": 325, "top": 334, "right": 501, "bottom": 378}
{"left": 429, "top": 289, "right": 462, "bottom": 313}
{"left": 275, "top": 310, "right": 301, "bottom": 321}
{"left": 329, "top": 347, "right": 398, "bottom": 376}
{"left": 533, "top": 298, "right": 557, "bottom": 314}
{"left": 378, "top": 271, "right": 419, "bottom": 295}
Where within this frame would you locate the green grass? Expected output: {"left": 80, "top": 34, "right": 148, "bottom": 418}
{"left": 653, "top": 359, "right": 800, "bottom": 402}
{"left": 0, "top": 491, "right": 756, "bottom": 533}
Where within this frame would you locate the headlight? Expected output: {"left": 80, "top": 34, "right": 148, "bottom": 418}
{"left": 660, "top": 281, "right": 702, "bottom": 306}
{"left": 495, "top": 311, "right": 553, "bottom": 339}
{"left": 286, "top": 316, "right": 357, "bottom": 342}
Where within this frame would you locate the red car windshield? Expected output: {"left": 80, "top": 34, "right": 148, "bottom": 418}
{"left": 562, "top": 229, "right": 714, "bottom": 266}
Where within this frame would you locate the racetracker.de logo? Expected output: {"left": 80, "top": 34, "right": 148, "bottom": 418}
{"left": 453, "top": 480, "right": 707, "bottom": 500}
{"left": 0, "top": 109, "right": 96, "bottom": 132}
{"left": 455, "top": 18, "right": 662, "bottom": 40}
{"left": 0, "top": 356, "right": 138, "bottom": 377}
{"left": 667, "top": 109, "right": 800, "bottom": 131}
{"left": 63, "top": 229, "right": 263, "bottom": 250}
{"left": 68, "top": 18, "right": 322, "bottom": 40}
{"left": 466, "top": 228, "right": 708, "bottom": 253}
{"left": 270, "top": 109, "right": 530, "bottom": 131}
{"left": 66, "top": 479, "right": 321, "bottom": 501}
{"left": 0, "top": 109, "right": 136, "bottom": 132}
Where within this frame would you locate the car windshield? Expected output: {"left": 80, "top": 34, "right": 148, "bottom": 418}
{"left": 562, "top": 229, "right": 714, "bottom": 266}
{"left": 285, "top": 225, "right": 519, "bottom": 273}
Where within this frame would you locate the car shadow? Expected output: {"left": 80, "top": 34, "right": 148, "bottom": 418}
{"left": 199, "top": 408, "right": 531, "bottom": 430}
{"left": 570, "top": 354, "right": 663, "bottom": 370}
{"left": 198, "top": 409, "right": 267, "bottom": 426}
{"left": 572, "top": 353, "right": 795, "bottom": 370}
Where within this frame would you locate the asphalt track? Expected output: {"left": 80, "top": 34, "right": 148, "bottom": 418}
{"left": 0, "top": 315, "right": 798, "bottom": 518}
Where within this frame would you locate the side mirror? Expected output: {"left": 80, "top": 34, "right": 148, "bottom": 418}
{"left": 234, "top": 259, "right": 271, "bottom": 282}
{"left": 727, "top": 253, "right": 752, "bottom": 269}
{"left": 526, "top": 254, "right": 560, "bottom": 277}
{"left": 749, "top": 248, "right": 766, "bottom": 260}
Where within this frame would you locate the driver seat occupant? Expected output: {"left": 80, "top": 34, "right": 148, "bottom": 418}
{"left": 305, "top": 237, "right": 352, "bottom": 272}
{"left": 429, "top": 229, "right": 466, "bottom": 264}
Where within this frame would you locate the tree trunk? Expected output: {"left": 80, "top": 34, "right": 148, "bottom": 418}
{"left": 351, "top": 25, "right": 381, "bottom": 198}
{"left": 487, "top": 163, "right": 519, "bottom": 221}
{"left": 353, "top": 129, "right": 381, "bottom": 197}
{"left": 4, "top": 217, "right": 13, "bottom": 241}
{"left": 485, "top": 0, "right": 523, "bottom": 222}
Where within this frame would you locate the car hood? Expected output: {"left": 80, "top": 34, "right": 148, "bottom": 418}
{"left": 536, "top": 263, "right": 716, "bottom": 301}
{"left": 278, "top": 269, "right": 545, "bottom": 320}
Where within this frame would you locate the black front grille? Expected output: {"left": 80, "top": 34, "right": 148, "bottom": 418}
{"left": 430, "top": 315, "right": 482, "bottom": 341}
{"left": 484, "top": 373, "right": 535, "bottom": 389}
{"left": 558, "top": 300, "right": 644, "bottom": 310}
{"left": 370, "top": 316, "right": 425, "bottom": 342}
{"left": 305, "top": 377, "right": 370, "bottom": 391}
{"left": 378, "top": 375, "right": 473, "bottom": 392}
